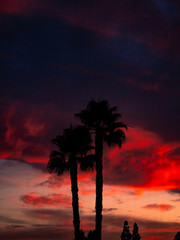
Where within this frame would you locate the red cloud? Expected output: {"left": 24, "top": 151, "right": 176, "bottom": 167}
{"left": 0, "top": 101, "right": 60, "bottom": 162}
{"left": 104, "top": 127, "right": 180, "bottom": 190}
{"left": 143, "top": 204, "right": 175, "bottom": 211}
{"left": 20, "top": 192, "right": 71, "bottom": 207}
{"left": 1, "top": 100, "right": 180, "bottom": 193}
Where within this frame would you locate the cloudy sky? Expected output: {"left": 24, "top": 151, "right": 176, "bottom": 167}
{"left": 0, "top": 0, "right": 180, "bottom": 239}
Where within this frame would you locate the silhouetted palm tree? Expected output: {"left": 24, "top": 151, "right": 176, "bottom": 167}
{"left": 47, "top": 125, "right": 94, "bottom": 240}
{"left": 75, "top": 100, "right": 127, "bottom": 240}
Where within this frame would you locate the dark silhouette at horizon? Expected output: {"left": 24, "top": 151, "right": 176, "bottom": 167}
{"left": 132, "top": 222, "right": 141, "bottom": 240}
{"left": 121, "top": 221, "right": 132, "bottom": 240}
{"left": 174, "top": 232, "right": 180, "bottom": 240}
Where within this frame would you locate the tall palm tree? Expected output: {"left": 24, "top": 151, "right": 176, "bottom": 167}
{"left": 75, "top": 100, "right": 127, "bottom": 240}
{"left": 47, "top": 125, "right": 94, "bottom": 240}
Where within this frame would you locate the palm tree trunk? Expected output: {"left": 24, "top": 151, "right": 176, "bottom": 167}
{"left": 95, "top": 128, "right": 103, "bottom": 240}
{"left": 70, "top": 158, "right": 80, "bottom": 240}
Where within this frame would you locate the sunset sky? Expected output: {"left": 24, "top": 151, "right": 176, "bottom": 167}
{"left": 0, "top": 0, "right": 180, "bottom": 239}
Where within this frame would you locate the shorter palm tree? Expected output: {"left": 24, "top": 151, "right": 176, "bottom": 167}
{"left": 47, "top": 125, "right": 94, "bottom": 240}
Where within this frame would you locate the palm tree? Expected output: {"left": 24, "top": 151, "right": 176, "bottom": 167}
{"left": 75, "top": 100, "right": 127, "bottom": 240}
{"left": 47, "top": 125, "right": 94, "bottom": 240}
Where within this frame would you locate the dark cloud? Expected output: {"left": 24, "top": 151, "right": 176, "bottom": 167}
{"left": 0, "top": 215, "right": 26, "bottom": 225}
{"left": 171, "top": 198, "right": 180, "bottom": 202}
{"left": 168, "top": 189, "right": 180, "bottom": 195}
{"left": 20, "top": 193, "right": 71, "bottom": 207}
{"left": 35, "top": 175, "right": 63, "bottom": 188}
{"left": 23, "top": 208, "right": 72, "bottom": 221}
{"left": 103, "top": 208, "right": 118, "bottom": 213}
{"left": 6, "top": 224, "right": 25, "bottom": 229}
{"left": 143, "top": 203, "right": 175, "bottom": 211}
{"left": 168, "top": 147, "right": 180, "bottom": 157}
{"left": 0, "top": 159, "right": 44, "bottom": 177}
{"left": 0, "top": 226, "right": 73, "bottom": 240}
{"left": 32, "top": 224, "right": 58, "bottom": 227}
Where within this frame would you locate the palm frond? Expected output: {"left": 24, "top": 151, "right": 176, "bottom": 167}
{"left": 51, "top": 135, "right": 64, "bottom": 149}
{"left": 108, "top": 106, "right": 118, "bottom": 113}
{"left": 104, "top": 129, "right": 126, "bottom": 147}
{"left": 79, "top": 154, "right": 96, "bottom": 171}
{"left": 47, "top": 150, "right": 69, "bottom": 175}
{"left": 105, "top": 121, "right": 128, "bottom": 132}
{"left": 75, "top": 110, "right": 95, "bottom": 128}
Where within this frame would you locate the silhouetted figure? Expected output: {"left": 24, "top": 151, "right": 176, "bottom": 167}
{"left": 47, "top": 125, "right": 94, "bottom": 240}
{"left": 121, "top": 221, "right": 132, "bottom": 240}
{"left": 75, "top": 100, "right": 127, "bottom": 240}
{"left": 132, "top": 223, "right": 141, "bottom": 240}
{"left": 174, "top": 232, "right": 180, "bottom": 240}
{"left": 87, "top": 230, "right": 97, "bottom": 240}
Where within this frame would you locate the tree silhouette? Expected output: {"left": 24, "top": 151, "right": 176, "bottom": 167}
{"left": 47, "top": 125, "right": 94, "bottom": 240}
{"left": 121, "top": 221, "right": 132, "bottom": 240}
{"left": 79, "top": 229, "right": 86, "bottom": 240}
{"left": 174, "top": 232, "right": 180, "bottom": 240}
{"left": 87, "top": 230, "right": 97, "bottom": 240}
{"left": 75, "top": 100, "right": 127, "bottom": 240}
{"left": 132, "top": 222, "right": 141, "bottom": 240}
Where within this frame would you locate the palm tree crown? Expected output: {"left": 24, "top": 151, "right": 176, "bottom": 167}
{"left": 75, "top": 100, "right": 127, "bottom": 146}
